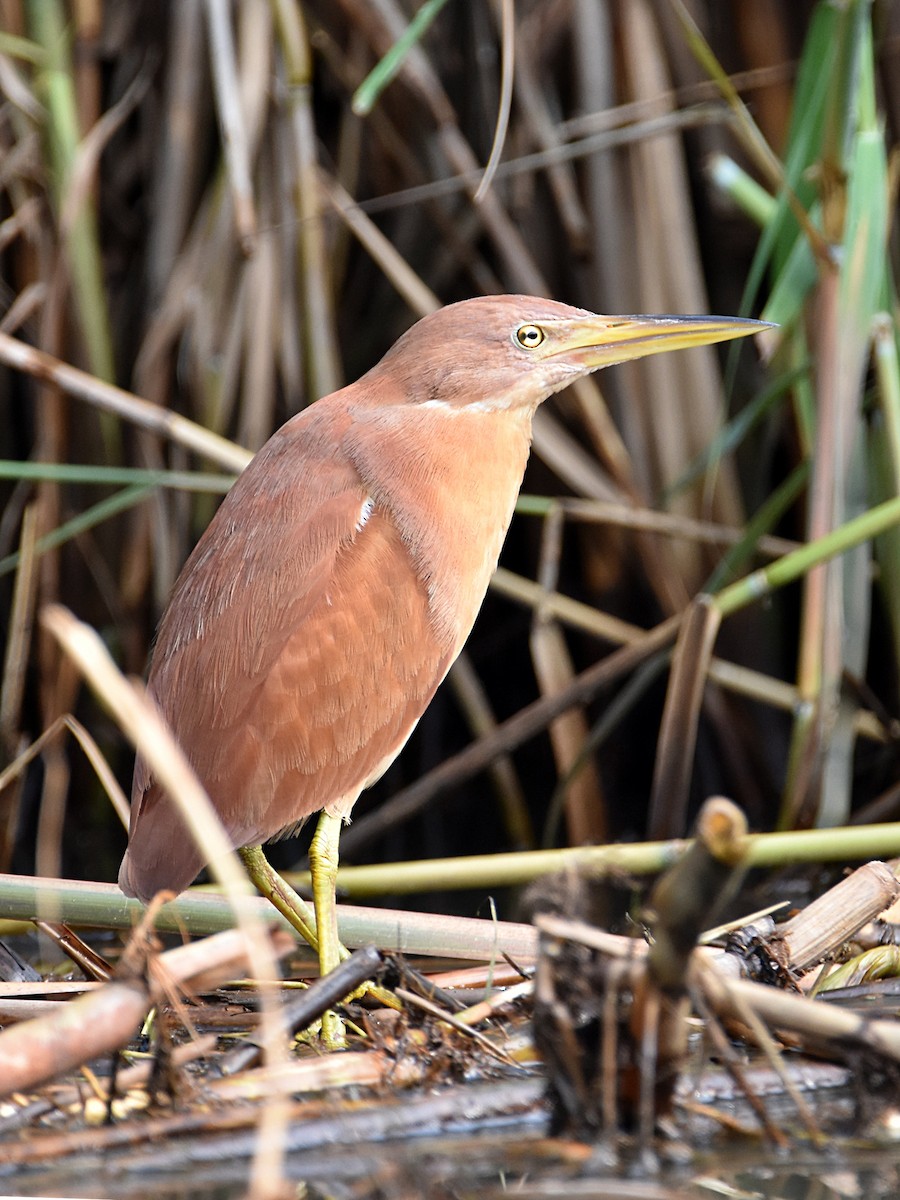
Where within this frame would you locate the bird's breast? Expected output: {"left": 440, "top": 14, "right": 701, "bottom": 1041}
{"left": 346, "top": 404, "right": 534, "bottom": 655}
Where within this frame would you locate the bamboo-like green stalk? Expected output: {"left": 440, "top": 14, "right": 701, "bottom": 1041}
{"left": 872, "top": 315, "right": 900, "bottom": 681}
{"left": 0, "top": 874, "right": 538, "bottom": 962}
{"left": 714, "top": 496, "right": 900, "bottom": 619}
{"left": 0, "top": 30, "right": 44, "bottom": 63}
{"left": 0, "top": 462, "right": 236, "bottom": 490}
{"left": 317, "top": 820, "right": 900, "bottom": 895}
{"left": 782, "top": 8, "right": 890, "bottom": 829}
{"left": 874, "top": 316, "right": 900, "bottom": 490}
{"left": 351, "top": 0, "right": 452, "bottom": 116}
{"left": 707, "top": 154, "right": 778, "bottom": 229}
{"left": 3, "top": 818, "right": 900, "bottom": 925}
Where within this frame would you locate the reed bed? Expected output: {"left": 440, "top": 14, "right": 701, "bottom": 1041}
{"left": 0, "top": 0, "right": 898, "bottom": 911}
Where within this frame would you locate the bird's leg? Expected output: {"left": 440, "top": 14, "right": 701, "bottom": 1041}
{"left": 304, "top": 818, "right": 400, "bottom": 1013}
{"left": 308, "top": 811, "right": 347, "bottom": 1048}
{"left": 238, "top": 845, "right": 319, "bottom": 951}
{"left": 308, "top": 811, "right": 344, "bottom": 976}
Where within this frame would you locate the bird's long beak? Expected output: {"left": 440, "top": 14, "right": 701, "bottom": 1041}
{"left": 542, "top": 313, "right": 771, "bottom": 369}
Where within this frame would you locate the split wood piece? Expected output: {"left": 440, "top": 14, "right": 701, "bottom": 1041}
{"left": 0, "top": 926, "right": 292, "bottom": 1099}
{"left": 772, "top": 860, "right": 900, "bottom": 974}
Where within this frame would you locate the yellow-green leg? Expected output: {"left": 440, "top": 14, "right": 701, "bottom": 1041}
{"left": 240, "top": 825, "right": 397, "bottom": 1048}
{"left": 309, "top": 811, "right": 345, "bottom": 1046}
{"left": 238, "top": 845, "right": 320, "bottom": 950}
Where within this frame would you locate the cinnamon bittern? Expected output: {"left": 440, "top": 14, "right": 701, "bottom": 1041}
{"left": 119, "top": 296, "right": 763, "bottom": 1004}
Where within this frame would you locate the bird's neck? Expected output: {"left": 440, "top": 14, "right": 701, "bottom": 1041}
{"left": 346, "top": 404, "right": 535, "bottom": 652}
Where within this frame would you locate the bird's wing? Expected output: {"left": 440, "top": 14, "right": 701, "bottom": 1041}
{"left": 123, "top": 427, "right": 451, "bottom": 898}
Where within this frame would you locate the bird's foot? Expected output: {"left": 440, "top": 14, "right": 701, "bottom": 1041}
{"left": 319, "top": 1008, "right": 346, "bottom": 1050}
{"left": 344, "top": 979, "right": 402, "bottom": 1010}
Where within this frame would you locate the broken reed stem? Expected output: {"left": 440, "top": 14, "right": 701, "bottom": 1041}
{"left": 647, "top": 596, "right": 723, "bottom": 839}
{"left": 773, "top": 860, "right": 900, "bottom": 973}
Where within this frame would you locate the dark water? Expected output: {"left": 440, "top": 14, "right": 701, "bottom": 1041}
{"left": 5, "top": 1078, "right": 900, "bottom": 1200}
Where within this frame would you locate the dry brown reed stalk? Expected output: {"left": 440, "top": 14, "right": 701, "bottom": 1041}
{"left": 0, "top": 713, "right": 129, "bottom": 843}
{"left": 617, "top": 2, "right": 744, "bottom": 579}
{"left": 447, "top": 651, "right": 533, "bottom": 850}
{"left": 0, "top": 501, "right": 37, "bottom": 756}
{"left": 530, "top": 503, "right": 607, "bottom": 844}
{"left": 648, "top": 595, "right": 722, "bottom": 838}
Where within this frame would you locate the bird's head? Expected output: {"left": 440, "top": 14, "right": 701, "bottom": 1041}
{"left": 370, "top": 294, "right": 768, "bottom": 414}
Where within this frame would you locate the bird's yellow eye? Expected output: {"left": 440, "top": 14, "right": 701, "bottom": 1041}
{"left": 515, "top": 323, "right": 545, "bottom": 350}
